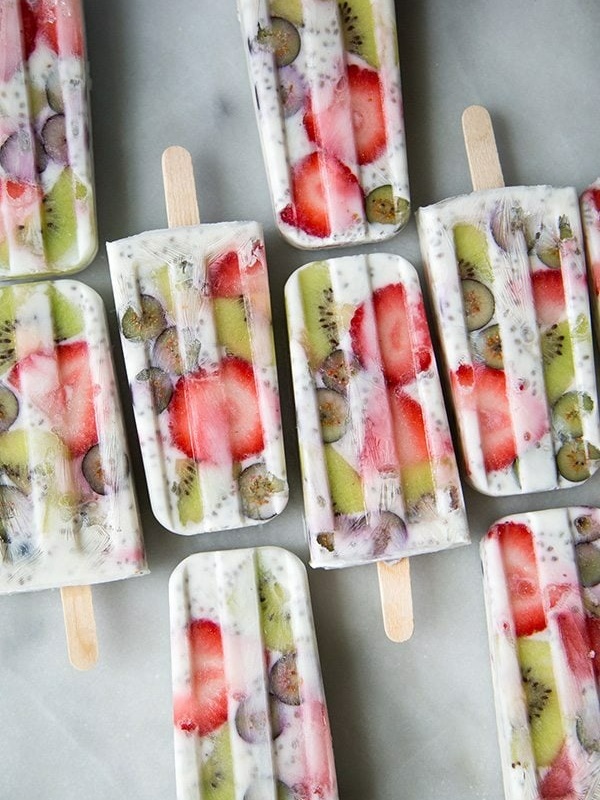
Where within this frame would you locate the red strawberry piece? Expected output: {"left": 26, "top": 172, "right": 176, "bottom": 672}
{"left": 303, "top": 65, "right": 387, "bottom": 166}
{"left": 388, "top": 389, "right": 431, "bottom": 468}
{"left": 18, "top": 0, "right": 38, "bottom": 60}
{"left": 8, "top": 341, "right": 98, "bottom": 456}
{"left": 207, "top": 243, "right": 266, "bottom": 298}
{"left": 555, "top": 611, "right": 595, "bottom": 681}
{"left": 350, "top": 283, "right": 432, "bottom": 386}
{"left": 538, "top": 744, "right": 575, "bottom": 799}
{"left": 35, "top": 0, "right": 84, "bottom": 56}
{"left": 531, "top": 269, "right": 566, "bottom": 327}
{"left": 587, "top": 187, "right": 600, "bottom": 213}
{"left": 468, "top": 365, "right": 517, "bottom": 473}
{"left": 279, "top": 151, "right": 363, "bottom": 238}
{"left": 169, "top": 356, "right": 264, "bottom": 463}
{"left": 491, "top": 521, "right": 546, "bottom": 637}
{"left": 173, "top": 619, "right": 228, "bottom": 737}
{"left": 585, "top": 616, "right": 600, "bottom": 681}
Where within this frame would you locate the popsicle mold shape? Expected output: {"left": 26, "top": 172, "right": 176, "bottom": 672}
{"left": 285, "top": 252, "right": 469, "bottom": 568}
{"left": 170, "top": 547, "right": 339, "bottom": 800}
{"left": 107, "top": 222, "right": 288, "bottom": 534}
{"left": 0, "top": 279, "right": 146, "bottom": 594}
{"left": 580, "top": 180, "right": 600, "bottom": 335}
{"left": 0, "top": 0, "right": 97, "bottom": 278}
{"left": 418, "top": 186, "right": 600, "bottom": 496}
{"left": 481, "top": 507, "right": 600, "bottom": 800}
{"left": 237, "top": 0, "right": 410, "bottom": 249}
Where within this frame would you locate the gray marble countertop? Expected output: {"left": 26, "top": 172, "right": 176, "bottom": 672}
{"left": 2, "top": 2, "right": 600, "bottom": 798}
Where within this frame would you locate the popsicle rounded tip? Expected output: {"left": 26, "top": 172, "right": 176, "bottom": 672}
{"left": 461, "top": 104, "right": 492, "bottom": 128}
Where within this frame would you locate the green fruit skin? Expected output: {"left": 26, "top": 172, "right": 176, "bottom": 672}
{"left": 543, "top": 321, "right": 575, "bottom": 406}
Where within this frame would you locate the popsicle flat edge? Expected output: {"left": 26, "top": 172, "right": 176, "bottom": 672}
{"left": 61, "top": 585, "right": 99, "bottom": 670}
{"left": 162, "top": 146, "right": 201, "bottom": 228}
{"left": 462, "top": 105, "right": 505, "bottom": 191}
{"left": 377, "top": 559, "right": 414, "bottom": 642}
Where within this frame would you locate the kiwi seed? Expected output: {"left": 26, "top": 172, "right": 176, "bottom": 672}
{"left": 461, "top": 278, "right": 495, "bottom": 331}
{"left": 317, "top": 387, "right": 349, "bottom": 443}
{"left": 474, "top": 323, "right": 503, "bottom": 369}
{"left": 256, "top": 17, "right": 301, "bottom": 66}
{"left": 365, "top": 185, "right": 409, "bottom": 226}
{"left": 121, "top": 295, "right": 166, "bottom": 342}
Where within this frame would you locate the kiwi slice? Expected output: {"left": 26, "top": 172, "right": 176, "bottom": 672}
{"left": 574, "top": 513, "right": 600, "bottom": 542}
{"left": 269, "top": 653, "right": 301, "bottom": 705}
{"left": 152, "top": 327, "right": 185, "bottom": 375}
{"left": 41, "top": 167, "right": 84, "bottom": 266}
{"left": 532, "top": 224, "right": 561, "bottom": 269}
{"left": 400, "top": 461, "right": 435, "bottom": 516}
{"left": 337, "top": 0, "right": 379, "bottom": 69}
{"left": 256, "top": 17, "right": 301, "bottom": 66}
{"left": 319, "top": 349, "right": 358, "bottom": 394}
{"left": 0, "top": 386, "right": 18, "bottom": 432}
{"left": 135, "top": 367, "right": 173, "bottom": 414}
{"left": 48, "top": 284, "right": 84, "bottom": 341}
{"left": 552, "top": 391, "right": 594, "bottom": 439}
{"left": 0, "top": 287, "right": 16, "bottom": 375}
{"left": 297, "top": 262, "right": 339, "bottom": 368}
{"left": 365, "top": 185, "right": 410, "bottom": 226}
{"left": 238, "top": 462, "right": 285, "bottom": 520}
{"left": 257, "top": 564, "right": 294, "bottom": 652}
{"left": 517, "top": 638, "right": 564, "bottom": 767}
{"left": 0, "top": 485, "right": 33, "bottom": 561}
{"left": 576, "top": 542, "right": 600, "bottom": 588}
{"left": 121, "top": 294, "right": 166, "bottom": 342}
{"left": 473, "top": 323, "right": 503, "bottom": 370}
{"left": 541, "top": 321, "right": 575, "bottom": 405}
{"left": 454, "top": 223, "right": 493, "bottom": 283}
{"left": 317, "top": 387, "right": 349, "bottom": 443}
{"left": 323, "top": 444, "right": 364, "bottom": 514}
{"left": 556, "top": 438, "right": 600, "bottom": 483}
{"left": 213, "top": 297, "right": 252, "bottom": 362}
{"left": 461, "top": 278, "right": 495, "bottom": 331}
{"left": 200, "top": 725, "right": 235, "bottom": 800}
{"left": 268, "top": 0, "right": 303, "bottom": 26}
{"left": 172, "top": 459, "right": 203, "bottom": 526}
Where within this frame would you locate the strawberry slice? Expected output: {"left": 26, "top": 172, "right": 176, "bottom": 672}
{"left": 279, "top": 151, "right": 363, "bottom": 238}
{"left": 350, "top": 283, "right": 432, "bottom": 386}
{"left": 389, "top": 390, "right": 431, "bottom": 468}
{"left": 169, "top": 356, "right": 264, "bottom": 463}
{"left": 207, "top": 242, "right": 266, "bottom": 298}
{"left": 531, "top": 269, "right": 566, "bottom": 327}
{"left": 173, "top": 619, "right": 228, "bottom": 737}
{"left": 555, "top": 611, "right": 595, "bottom": 681}
{"left": 35, "top": 0, "right": 83, "bottom": 56}
{"left": 9, "top": 341, "right": 98, "bottom": 455}
{"left": 491, "top": 521, "right": 545, "bottom": 637}
{"left": 303, "top": 65, "right": 387, "bottom": 165}
{"left": 585, "top": 616, "right": 600, "bottom": 681}
{"left": 538, "top": 744, "right": 575, "bottom": 799}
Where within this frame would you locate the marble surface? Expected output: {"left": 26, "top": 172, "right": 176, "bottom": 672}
{"left": 1, "top": 1, "right": 600, "bottom": 798}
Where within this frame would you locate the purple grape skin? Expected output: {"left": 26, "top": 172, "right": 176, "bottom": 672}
{"left": 234, "top": 695, "right": 284, "bottom": 743}
{"left": 269, "top": 653, "right": 301, "bottom": 705}
{"left": 41, "top": 114, "right": 68, "bottom": 165}
{"left": 0, "top": 131, "right": 36, "bottom": 182}
{"left": 278, "top": 65, "right": 306, "bottom": 117}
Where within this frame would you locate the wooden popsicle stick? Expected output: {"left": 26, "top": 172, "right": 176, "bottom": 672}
{"left": 162, "top": 146, "right": 200, "bottom": 227}
{"left": 462, "top": 105, "right": 505, "bottom": 191}
{"left": 61, "top": 585, "right": 98, "bottom": 670}
{"left": 377, "top": 560, "right": 414, "bottom": 642}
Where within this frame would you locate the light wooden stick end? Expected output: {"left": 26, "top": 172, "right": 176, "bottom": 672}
{"left": 462, "top": 105, "right": 505, "bottom": 191}
{"left": 61, "top": 585, "right": 98, "bottom": 671}
{"left": 377, "top": 559, "right": 414, "bottom": 643}
{"left": 162, "top": 145, "right": 201, "bottom": 228}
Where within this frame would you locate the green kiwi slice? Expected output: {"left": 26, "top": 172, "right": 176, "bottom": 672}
{"left": 337, "top": 0, "right": 380, "bottom": 69}
{"left": 454, "top": 223, "right": 493, "bottom": 283}
{"left": 0, "top": 287, "right": 17, "bottom": 375}
{"left": 473, "top": 323, "right": 503, "bottom": 369}
{"left": 552, "top": 391, "right": 594, "bottom": 439}
{"left": 297, "top": 262, "right": 339, "bottom": 368}
{"left": 0, "top": 386, "right": 18, "bottom": 432}
{"left": 257, "top": 17, "right": 300, "bottom": 66}
{"left": 256, "top": 563, "right": 294, "bottom": 652}
{"left": 317, "top": 387, "right": 349, "bottom": 443}
{"left": 200, "top": 725, "right": 235, "bottom": 800}
{"left": 213, "top": 297, "right": 252, "bottom": 361}
{"left": 576, "top": 542, "right": 600, "bottom": 588}
{"left": 323, "top": 444, "right": 364, "bottom": 514}
{"left": 541, "top": 321, "right": 575, "bottom": 405}
{"left": 135, "top": 367, "right": 173, "bottom": 414}
{"left": 557, "top": 438, "right": 600, "bottom": 483}
{"left": 461, "top": 278, "right": 495, "bottom": 331}
{"left": 268, "top": 0, "right": 303, "bottom": 26}
{"left": 121, "top": 295, "right": 166, "bottom": 342}
{"left": 319, "top": 349, "right": 358, "bottom": 394}
{"left": 41, "top": 167, "right": 85, "bottom": 266}
{"left": 365, "top": 185, "right": 410, "bottom": 226}
{"left": 172, "top": 459, "right": 203, "bottom": 526}
{"left": 238, "top": 462, "right": 285, "bottom": 520}
{"left": 48, "top": 284, "right": 84, "bottom": 341}
{"left": 0, "top": 485, "right": 33, "bottom": 561}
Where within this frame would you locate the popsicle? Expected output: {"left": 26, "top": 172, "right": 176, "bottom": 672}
{"left": 170, "top": 546, "right": 338, "bottom": 800}
{"left": 418, "top": 106, "right": 600, "bottom": 496}
{"left": 237, "top": 0, "right": 410, "bottom": 249}
{"left": 0, "top": 0, "right": 97, "bottom": 278}
{"left": 580, "top": 180, "right": 600, "bottom": 335}
{"left": 107, "top": 147, "right": 288, "bottom": 534}
{"left": 285, "top": 252, "right": 470, "bottom": 638}
{"left": 0, "top": 279, "right": 147, "bottom": 667}
{"left": 481, "top": 507, "right": 600, "bottom": 800}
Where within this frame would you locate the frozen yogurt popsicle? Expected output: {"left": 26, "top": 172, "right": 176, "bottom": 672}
{"left": 481, "top": 508, "right": 600, "bottom": 800}
{"left": 0, "top": 0, "right": 97, "bottom": 278}
{"left": 285, "top": 252, "right": 469, "bottom": 570}
{"left": 237, "top": 0, "right": 410, "bottom": 248}
{"left": 0, "top": 279, "right": 146, "bottom": 666}
{"left": 418, "top": 107, "right": 600, "bottom": 496}
{"left": 580, "top": 180, "right": 600, "bottom": 334}
{"left": 107, "top": 147, "right": 288, "bottom": 534}
{"left": 170, "top": 547, "right": 338, "bottom": 800}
